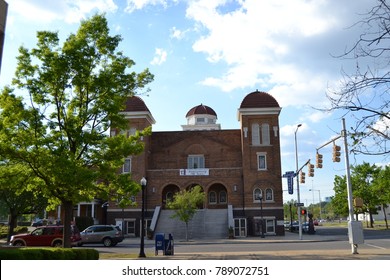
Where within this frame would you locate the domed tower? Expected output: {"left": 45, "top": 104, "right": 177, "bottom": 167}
{"left": 113, "top": 96, "right": 155, "bottom": 179}
{"left": 182, "top": 104, "right": 221, "bottom": 131}
{"left": 237, "top": 90, "right": 284, "bottom": 236}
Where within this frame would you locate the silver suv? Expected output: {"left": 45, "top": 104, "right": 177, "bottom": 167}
{"left": 78, "top": 225, "right": 124, "bottom": 247}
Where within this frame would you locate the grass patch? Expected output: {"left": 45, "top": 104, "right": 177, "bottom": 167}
{"left": 99, "top": 253, "right": 155, "bottom": 259}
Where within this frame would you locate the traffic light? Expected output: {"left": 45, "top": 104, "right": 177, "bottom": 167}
{"left": 308, "top": 163, "right": 314, "bottom": 177}
{"left": 300, "top": 171, "right": 305, "bottom": 184}
{"left": 301, "top": 209, "right": 307, "bottom": 215}
{"left": 332, "top": 144, "right": 341, "bottom": 162}
{"left": 316, "top": 153, "right": 323, "bottom": 168}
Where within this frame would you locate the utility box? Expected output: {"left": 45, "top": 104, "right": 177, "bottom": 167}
{"left": 348, "top": 221, "right": 364, "bottom": 244}
{"left": 164, "top": 234, "right": 174, "bottom": 255}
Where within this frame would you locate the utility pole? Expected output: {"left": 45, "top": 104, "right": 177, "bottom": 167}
{"left": 316, "top": 118, "right": 364, "bottom": 254}
{"left": 294, "top": 124, "right": 302, "bottom": 240}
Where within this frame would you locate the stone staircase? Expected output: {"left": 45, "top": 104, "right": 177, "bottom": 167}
{"left": 154, "top": 209, "right": 228, "bottom": 240}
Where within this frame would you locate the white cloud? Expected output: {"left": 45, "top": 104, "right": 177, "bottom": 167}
{"left": 150, "top": 48, "right": 168, "bottom": 65}
{"left": 372, "top": 114, "right": 390, "bottom": 135}
{"left": 170, "top": 26, "right": 190, "bottom": 40}
{"left": 125, "top": 0, "right": 177, "bottom": 13}
{"left": 10, "top": 0, "right": 118, "bottom": 24}
{"left": 185, "top": 0, "right": 361, "bottom": 107}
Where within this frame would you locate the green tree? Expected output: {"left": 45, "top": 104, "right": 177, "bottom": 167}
{"left": 0, "top": 162, "right": 47, "bottom": 242}
{"left": 331, "top": 162, "right": 381, "bottom": 226}
{"left": 0, "top": 14, "right": 153, "bottom": 247}
{"left": 331, "top": 175, "right": 350, "bottom": 219}
{"left": 351, "top": 162, "right": 380, "bottom": 227}
{"left": 166, "top": 185, "right": 205, "bottom": 241}
{"left": 372, "top": 165, "right": 390, "bottom": 229}
{"left": 283, "top": 199, "right": 297, "bottom": 222}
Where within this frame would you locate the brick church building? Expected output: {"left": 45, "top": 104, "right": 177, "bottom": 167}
{"left": 76, "top": 90, "right": 285, "bottom": 238}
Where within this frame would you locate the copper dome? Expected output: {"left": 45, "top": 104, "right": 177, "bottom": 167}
{"left": 186, "top": 104, "right": 217, "bottom": 117}
{"left": 240, "top": 90, "right": 279, "bottom": 108}
{"left": 123, "top": 96, "right": 150, "bottom": 112}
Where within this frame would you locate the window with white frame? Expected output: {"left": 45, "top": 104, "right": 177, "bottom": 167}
{"left": 251, "top": 123, "right": 270, "bottom": 146}
{"left": 122, "top": 157, "right": 131, "bottom": 173}
{"left": 209, "top": 191, "right": 217, "bottom": 204}
{"left": 257, "top": 152, "right": 267, "bottom": 170}
{"left": 261, "top": 123, "right": 270, "bottom": 145}
{"left": 129, "top": 128, "right": 137, "bottom": 136}
{"left": 219, "top": 191, "right": 227, "bottom": 204}
{"left": 266, "top": 219, "right": 275, "bottom": 233}
{"left": 265, "top": 188, "right": 273, "bottom": 201}
{"left": 187, "top": 155, "right": 205, "bottom": 169}
{"left": 251, "top": 123, "right": 260, "bottom": 145}
{"left": 253, "top": 188, "right": 262, "bottom": 202}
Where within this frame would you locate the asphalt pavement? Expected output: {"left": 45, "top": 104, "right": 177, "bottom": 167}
{"left": 99, "top": 230, "right": 390, "bottom": 260}
{"left": 2, "top": 227, "right": 389, "bottom": 260}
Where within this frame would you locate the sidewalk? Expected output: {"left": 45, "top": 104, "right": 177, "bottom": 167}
{"left": 112, "top": 232, "right": 390, "bottom": 260}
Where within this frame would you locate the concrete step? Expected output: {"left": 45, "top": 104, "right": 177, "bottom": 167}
{"left": 155, "top": 209, "right": 228, "bottom": 240}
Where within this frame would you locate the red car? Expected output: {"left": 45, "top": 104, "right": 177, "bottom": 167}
{"left": 9, "top": 225, "right": 81, "bottom": 247}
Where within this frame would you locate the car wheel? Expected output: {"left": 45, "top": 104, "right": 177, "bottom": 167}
{"left": 52, "top": 240, "right": 62, "bottom": 247}
{"left": 103, "top": 237, "right": 113, "bottom": 247}
{"left": 13, "top": 240, "right": 24, "bottom": 246}
{"left": 77, "top": 242, "right": 83, "bottom": 247}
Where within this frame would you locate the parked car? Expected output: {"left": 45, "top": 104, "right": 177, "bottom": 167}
{"left": 78, "top": 225, "right": 124, "bottom": 247}
{"left": 9, "top": 225, "right": 81, "bottom": 247}
{"left": 31, "top": 218, "right": 48, "bottom": 227}
{"left": 290, "top": 221, "right": 299, "bottom": 232}
{"left": 289, "top": 222, "right": 314, "bottom": 233}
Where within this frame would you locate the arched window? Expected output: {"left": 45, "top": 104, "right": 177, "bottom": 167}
{"left": 261, "top": 123, "right": 270, "bottom": 145}
{"left": 253, "top": 188, "right": 262, "bottom": 202}
{"left": 166, "top": 192, "right": 174, "bottom": 203}
{"left": 251, "top": 123, "right": 260, "bottom": 146}
{"left": 265, "top": 188, "right": 273, "bottom": 201}
{"left": 219, "top": 191, "right": 227, "bottom": 204}
{"left": 209, "top": 191, "right": 217, "bottom": 204}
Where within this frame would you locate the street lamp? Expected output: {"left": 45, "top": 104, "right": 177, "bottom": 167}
{"left": 101, "top": 202, "right": 109, "bottom": 225}
{"left": 139, "top": 177, "right": 147, "bottom": 258}
{"left": 294, "top": 124, "right": 303, "bottom": 240}
{"left": 259, "top": 193, "right": 265, "bottom": 238}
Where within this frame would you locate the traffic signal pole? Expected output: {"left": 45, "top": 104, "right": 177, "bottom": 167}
{"left": 315, "top": 118, "right": 363, "bottom": 254}
{"left": 342, "top": 118, "right": 362, "bottom": 254}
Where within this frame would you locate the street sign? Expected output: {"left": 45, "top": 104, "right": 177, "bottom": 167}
{"left": 283, "top": 171, "right": 295, "bottom": 177}
{"left": 287, "top": 177, "right": 293, "bottom": 195}
{"left": 283, "top": 171, "right": 295, "bottom": 195}
{"left": 295, "top": 203, "right": 304, "bottom": 207}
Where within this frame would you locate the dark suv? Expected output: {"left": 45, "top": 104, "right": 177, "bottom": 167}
{"left": 9, "top": 225, "right": 81, "bottom": 247}
{"left": 78, "top": 225, "right": 124, "bottom": 247}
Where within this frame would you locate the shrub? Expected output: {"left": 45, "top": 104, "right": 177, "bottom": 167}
{"left": 0, "top": 247, "right": 99, "bottom": 260}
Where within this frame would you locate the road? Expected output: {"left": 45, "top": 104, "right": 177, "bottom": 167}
{"left": 79, "top": 226, "right": 390, "bottom": 259}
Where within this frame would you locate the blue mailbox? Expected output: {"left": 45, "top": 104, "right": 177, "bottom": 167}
{"left": 155, "top": 233, "right": 165, "bottom": 255}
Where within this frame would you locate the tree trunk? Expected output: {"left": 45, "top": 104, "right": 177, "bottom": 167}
{"left": 369, "top": 210, "right": 374, "bottom": 228}
{"left": 382, "top": 204, "right": 389, "bottom": 229}
{"left": 7, "top": 212, "right": 18, "bottom": 243}
{"left": 62, "top": 200, "right": 74, "bottom": 248}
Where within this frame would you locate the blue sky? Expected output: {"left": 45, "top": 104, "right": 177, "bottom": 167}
{"left": 1, "top": 0, "right": 387, "bottom": 206}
